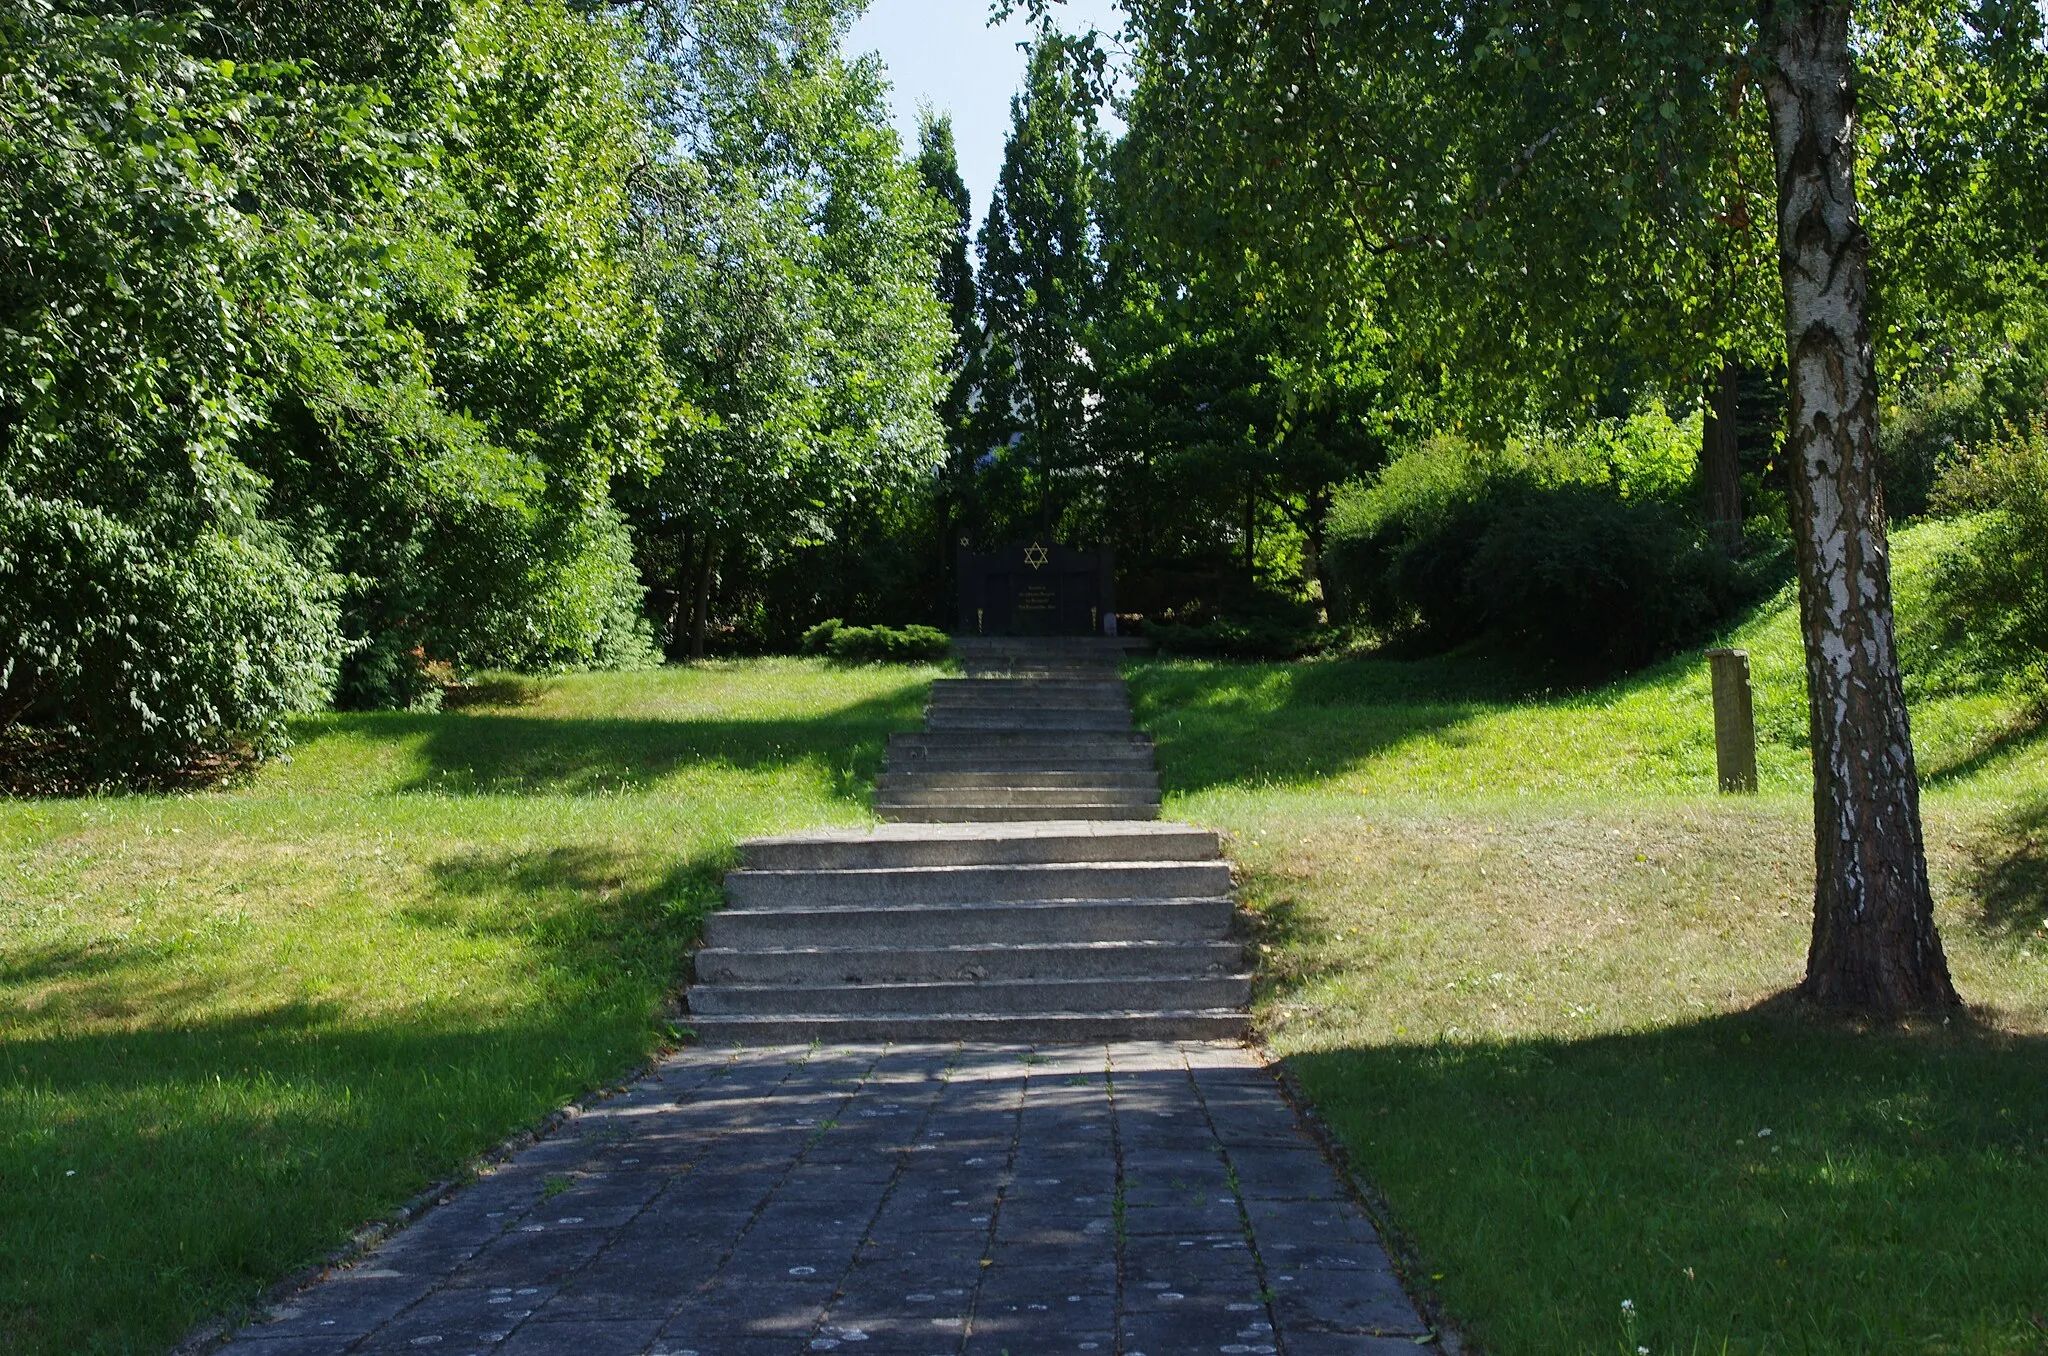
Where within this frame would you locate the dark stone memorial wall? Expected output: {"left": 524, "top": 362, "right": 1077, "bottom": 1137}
{"left": 957, "top": 541, "right": 1116, "bottom": 636}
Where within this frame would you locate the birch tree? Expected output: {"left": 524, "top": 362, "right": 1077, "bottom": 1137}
{"left": 1097, "top": 0, "right": 2046, "bottom": 1012}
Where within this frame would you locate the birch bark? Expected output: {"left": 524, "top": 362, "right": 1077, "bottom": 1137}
{"left": 1759, "top": 0, "right": 1959, "bottom": 1012}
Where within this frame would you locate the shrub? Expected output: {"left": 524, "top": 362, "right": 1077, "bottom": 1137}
{"left": 1326, "top": 419, "right": 1767, "bottom": 668}
{"left": 1466, "top": 485, "right": 1745, "bottom": 668}
{"left": 826, "top": 623, "right": 951, "bottom": 663}
{"left": 1923, "top": 415, "right": 2048, "bottom": 704}
{"left": 1141, "top": 592, "right": 1333, "bottom": 659}
{"left": 801, "top": 618, "right": 846, "bottom": 653}
{"left": 0, "top": 490, "right": 342, "bottom": 780}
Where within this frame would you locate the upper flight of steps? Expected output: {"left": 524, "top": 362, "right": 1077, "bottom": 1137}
{"left": 684, "top": 634, "right": 1250, "bottom": 1044}
{"left": 876, "top": 636, "right": 1161, "bottom": 823}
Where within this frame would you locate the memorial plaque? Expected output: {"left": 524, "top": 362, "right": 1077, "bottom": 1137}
{"left": 957, "top": 541, "right": 1116, "bottom": 636}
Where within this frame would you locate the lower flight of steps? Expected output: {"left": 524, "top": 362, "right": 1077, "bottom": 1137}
{"left": 686, "top": 820, "right": 1248, "bottom": 1043}
{"left": 877, "top": 635, "right": 1161, "bottom": 823}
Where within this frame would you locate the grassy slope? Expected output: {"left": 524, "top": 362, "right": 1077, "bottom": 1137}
{"left": 0, "top": 660, "right": 938, "bottom": 1356}
{"left": 1132, "top": 521, "right": 2048, "bottom": 1356}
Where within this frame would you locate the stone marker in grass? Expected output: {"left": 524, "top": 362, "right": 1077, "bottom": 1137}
{"left": 1707, "top": 647, "right": 1759, "bottom": 794}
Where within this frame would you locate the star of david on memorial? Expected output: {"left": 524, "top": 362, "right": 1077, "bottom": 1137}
{"left": 1023, "top": 541, "right": 1049, "bottom": 570}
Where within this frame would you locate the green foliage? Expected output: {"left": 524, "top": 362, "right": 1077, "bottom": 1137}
{"left": 1141, "top": 611, "right": 1332, "bottom": 662}
{"left": 0, "top": 488, "right": 340, "bottom": 781}
{"left": 1881, "top": 327, "right": 2048, "bottom": 520}
{"left": 0, "top": 3, "right": 348, "bottom": 772}
{"left": 800, "top": 617, "right": 845, "bottom": 653}
{"left": 1918, "top": 416, "right": 2048, "bottom": 705}
{"left": 2, "top": 0, "right": 671, "bottom": 771}
{"left": 964, "top": 30, "right": 1110, "bottom": 542}
{"left": 622, "top": 0, "right": 951, "bottom": 655}
{"left": 825, "top": 623, "right": 951, "bottom": 663}
{"left": 1327, "top": 413, "right": 1769, "bottom": 667}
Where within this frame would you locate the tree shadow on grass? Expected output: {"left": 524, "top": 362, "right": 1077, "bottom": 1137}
{"left": 0, "top": 1002, "right": 660, "bottom": 1355}
{"left": 1923, "top": 707, "right": 2048, "bottom": 786}
{"left": 0, "top": 839, "right": 713, "bottom": 1353}
{"left": 414, "top": 842, "right": 731, "bottom": 990}
{"left": 301, "top": 685, "right": 928, "bottom": 799}
{"left": 1128, "top": 660, "right": 1488, "bottom": 794}
{"left": 1284, "top": 1005, "right": 2048, "bottom": 1355}
{"left": 1957, "top": 788, "right": 2048, "bottom": 940}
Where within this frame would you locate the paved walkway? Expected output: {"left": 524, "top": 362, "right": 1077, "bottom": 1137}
{"left": 225, "top": 1042, "right": 1429, "bottom": 1355}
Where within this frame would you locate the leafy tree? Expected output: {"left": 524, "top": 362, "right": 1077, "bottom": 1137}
{"left": 0, "top": 4, "right": 346, "bottom": 775}
{"left": 250, "top": 0, "right": 668, "bottom": 706}
{"left": 1101, "top": 0, "right": 2048, "bottom": 1012}
{"left": 969, "top": 30, "right": 1110, "bottom": 544}
{"left": 2, "top": 0, "right": 670, "bottom": 777}
{"left": 917, "top": 108, "right": 981, "bottom": 599}
{"left": 917, "top": 108, "right": 980, "bottom": 396}
{"left": 622, "top": 0, "right": 951, "bottom": 655}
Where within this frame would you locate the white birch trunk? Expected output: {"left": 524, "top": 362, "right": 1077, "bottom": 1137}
{"left": 1760, "top": 0, "right": 1958, "bottom": 1012}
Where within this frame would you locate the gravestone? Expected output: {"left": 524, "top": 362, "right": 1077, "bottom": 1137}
{"left": 957, "top": 540, "right": 1116, "bottom": 636}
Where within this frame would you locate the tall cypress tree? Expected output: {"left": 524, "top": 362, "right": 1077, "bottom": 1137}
{"left": 915, "top": 110, "right": 978, "bottom": 444}
{"left": 974, "top": 31, "right": 1105, "bottom": 540}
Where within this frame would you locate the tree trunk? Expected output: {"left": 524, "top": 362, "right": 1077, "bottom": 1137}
{"left": 1759, "top": 0, "right": 1958, "bottom": 1013}
{"left": 689, "top": 537, "right": 720, "bottom": 660}
{"left": 1243, "top": 475, "right": 1256, "bottom": 579}
{"left": 665, "top": 526, "right": 696, "bottom": 658}
{"left": 1703, "top": 360, "right": 1745, "bottom": 556}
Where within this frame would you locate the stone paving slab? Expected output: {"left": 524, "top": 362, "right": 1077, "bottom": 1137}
{"left": 221, "top": 1042, "right": 1429, "bottom": 1356}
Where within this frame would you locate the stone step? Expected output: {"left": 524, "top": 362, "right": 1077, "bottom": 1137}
{"left": 927, "top": 693, "right": 1132, "bottom": 712}
{"left": 689, "top": 973, "right": 1250, "bottom": 1016}
{"left": 876, "top": 770, "right": 1159, "bottom": 790}
{"left": 886, "top": 747, "right": 1156, "bottom": 769}
{"left": 693, "top": 939, "right": 1243, "bottom": 985}
{"left": 954, "top": 636, "right": 1147, "bottom": 650}
{"left": 875, "top": 785, "right": 1159, "bottom": 808}
{"left": 738, "top": 822, "right": 1218, "bottom": 870}
{"left": 933, "top": 684, "right": 1130, "bottom": 696}
{"left": 885, "top": 751, "right": 1157, "bottom": 772}
{"left": 878, "top": 802, "right": 1161, "bottom": 823}
{"left": 701, "top": 897, "right": 1234, "bottom": 947}
{"left": 925, "top": 710, "right": 1133, "bottom": 731}
{"left": 725, "top": 860, "right": 1230, "bottom": 908}
{"left": 890, "top": 730, "right": 1153, "bottom": 748}
{"left": 687, "top": 1010, "right": 1249, "bottom": 1044}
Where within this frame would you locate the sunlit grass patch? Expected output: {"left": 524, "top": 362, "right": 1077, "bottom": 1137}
{"left": 0, "top": 659, "right": 937, "bottom": 1355}
{"left": 1137, "top": 519, "right": 2048, "bottom": 1354}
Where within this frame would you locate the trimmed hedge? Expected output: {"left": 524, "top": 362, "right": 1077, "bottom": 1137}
{"left": 801, "top": 618, "right": 952, "bottom": 662}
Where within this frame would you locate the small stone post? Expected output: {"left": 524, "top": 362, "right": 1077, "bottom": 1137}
{"left": 1706, "top": 647, "right": 1758, "bottom": 793}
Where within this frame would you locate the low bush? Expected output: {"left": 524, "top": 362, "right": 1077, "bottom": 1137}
{"left": 800, "top": 617, "right": 846, "bottom": 653}
{"left": 1142, "top": 591, "right": 1334, "bottom": 660}
{"left": 0, "top": 490, "right": 342, "bottom": 780}
{"left": 1326, "top": 417, "right": 1772, "bottom": 668}
{"left": 823, "top": 622, "right": 951, "bottom": 663}
{"left": 1922, "top": 414, "right": 2048, "bottom": 705}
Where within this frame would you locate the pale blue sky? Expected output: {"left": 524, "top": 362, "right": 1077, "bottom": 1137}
{"left": 846, "top": 0, "right": 1125, "bottom": 228}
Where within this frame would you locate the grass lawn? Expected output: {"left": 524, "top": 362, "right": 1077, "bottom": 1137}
{"left": 1132, "top": 521, "right": 2048, "bottom": 1355}
{"left": 0, "top": 659, "right": 939, "bottom": 1356}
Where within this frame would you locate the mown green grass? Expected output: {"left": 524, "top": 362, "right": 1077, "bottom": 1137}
{"left": 1133, "top": 521, "right": 2048, "bottom": 1355}
{"left": 0, "top": 659, "right": 939, "bottom": 1356}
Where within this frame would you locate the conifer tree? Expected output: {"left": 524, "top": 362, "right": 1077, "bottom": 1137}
{"left": 974, "top": 31, "right": 1107, "bottom": 540}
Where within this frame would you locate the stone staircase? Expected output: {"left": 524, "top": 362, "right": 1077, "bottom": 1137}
{"left": 877, "top": 636, "right": 1160, "bottom": 823}
{"left": 685, "top": 636, "right": 1249, "bottom": 1043}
